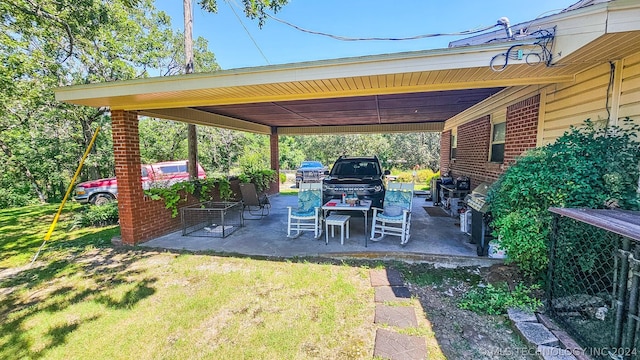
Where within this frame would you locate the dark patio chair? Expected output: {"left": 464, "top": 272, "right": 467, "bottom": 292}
{"left": 239, "top": 183, "right": 271, "bottom": 219}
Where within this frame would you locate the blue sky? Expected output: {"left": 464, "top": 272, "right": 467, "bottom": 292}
{"left": 155, "top": 0, "right": 579, "bottom": 70}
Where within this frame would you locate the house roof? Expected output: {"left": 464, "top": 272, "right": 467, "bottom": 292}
{"left": 54, "top": 0, "right": 640, "bottom": 135}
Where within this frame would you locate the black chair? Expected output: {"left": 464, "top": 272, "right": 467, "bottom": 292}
{"left": 239, "top": 183, "right": 270, "bottom": 219}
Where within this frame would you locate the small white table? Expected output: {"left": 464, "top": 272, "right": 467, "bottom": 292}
{"left": 325, "top": 215, "right": 350, "bottom": 245}
{"left": 322, "top": 199, "right": 372, "bottom": 247}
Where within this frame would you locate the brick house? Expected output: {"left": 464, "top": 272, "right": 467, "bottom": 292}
{"left": 55, "top": 0, "right": 640, "bottom": 245}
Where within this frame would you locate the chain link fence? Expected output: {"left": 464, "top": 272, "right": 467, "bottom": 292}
{"left": 547, "top": 209, "right": 640, "bottom": 359}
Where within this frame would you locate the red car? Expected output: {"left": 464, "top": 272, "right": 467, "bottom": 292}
{"left": 74, "top": 160, "right": 205, "bottom": 205}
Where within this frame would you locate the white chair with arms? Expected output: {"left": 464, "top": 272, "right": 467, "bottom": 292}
{"left": 370, "top": 182, "right": 414, "bottom": 245}
{"left": 287, "top": 183, "right": 323, "bottom": 239}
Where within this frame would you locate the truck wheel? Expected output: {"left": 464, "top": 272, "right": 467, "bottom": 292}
{"left": 92, "top": 194, "right": 114, "bottom": 206}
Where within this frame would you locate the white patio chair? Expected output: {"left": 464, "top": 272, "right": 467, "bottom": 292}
{"left": 287, "top": 182, "right": 323, "bottom": 239}
{"left": 370, "top": 182, "right": 414, "bottom": 245}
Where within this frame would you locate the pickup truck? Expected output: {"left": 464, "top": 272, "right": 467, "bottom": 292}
{"left": 74, "top": 160, "right": 206, "bottom": 205}
{"left": 295, "top": 161, "right": 327, "bottom": 188}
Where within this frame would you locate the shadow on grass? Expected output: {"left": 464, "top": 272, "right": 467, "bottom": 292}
{"left": 0, "top": 245, "right": 157, "bottom": 359}
{"left": 0, "top": 203, "right": 114, "bottom": 269}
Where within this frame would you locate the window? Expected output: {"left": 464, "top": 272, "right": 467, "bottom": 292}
{"left": 159, "top": 165, "right": 187, "bottom": 174}
{"left": 450, "top": 131, "right": 457, "bottom": 160}
{"left": 490, "top": 117, "right": 506, "bottom": 163}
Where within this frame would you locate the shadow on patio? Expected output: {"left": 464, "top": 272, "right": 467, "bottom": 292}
{"left": 141, "top": 194, "right": 503, "bottom": 267}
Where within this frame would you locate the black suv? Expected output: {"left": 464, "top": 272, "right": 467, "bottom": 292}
{"left": 322, "top": 155, "right": 389, "bottom": 208}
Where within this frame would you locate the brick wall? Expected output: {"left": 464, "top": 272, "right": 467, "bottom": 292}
{"left": 504, "top": 95, "right": 540, "bottom": 164}
{"left": 450, "top": 115, "right": 502, "bottom": 186}
{"left": 439, "top": 95, "right": 540, "bottom": 187}
{"left": 112, "top": 110, "right": 252, "bottom": 245}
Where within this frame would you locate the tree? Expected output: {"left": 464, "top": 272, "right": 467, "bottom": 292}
{"left": 279, "top": 133, "right": 440, "bottom": 171}
{"left": 0, "top": 0, "right": 219, "bottom": 206}
{"left": 197, "top": 0, "right": 289, "bottom": 27}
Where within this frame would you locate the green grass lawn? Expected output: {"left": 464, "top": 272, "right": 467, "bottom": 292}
{"left": 0, "top": 204, "right": 381, "bottom": 359}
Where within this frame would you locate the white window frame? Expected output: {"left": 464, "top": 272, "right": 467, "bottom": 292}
{"left": 489, "top": 110, "right": 506, "bottom": 163}
{"left": 450, "top": 128, "right": 457, "bottom": 160}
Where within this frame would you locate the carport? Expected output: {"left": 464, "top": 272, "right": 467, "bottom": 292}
{"left": 53, "top": 14, "right": 608, "bottom": 245}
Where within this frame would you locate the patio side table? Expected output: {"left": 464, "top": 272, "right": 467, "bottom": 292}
{"left": 325, "top": 214, "right": 350, "bottom": 245}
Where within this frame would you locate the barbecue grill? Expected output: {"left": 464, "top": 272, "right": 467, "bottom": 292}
{"left": 464, "top": 183, "right": 494, "bottom": 256}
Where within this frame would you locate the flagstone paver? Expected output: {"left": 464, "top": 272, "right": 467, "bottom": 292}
{"left": 374, "top": 286, "right": 412, "bottom": 303}
{"left": 373, "top": 329, "right": 427, "bottom": 360}
{"left": 370, "top": 268, "right": 405, "bottom": 287}
{"left": 375, "top": 304, "right": 418, "bottom": 328}
{"left": 370, "top": 269, "right": 427, "bottom": 359}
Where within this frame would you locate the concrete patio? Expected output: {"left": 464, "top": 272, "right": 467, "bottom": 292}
{"left": 141, "top": 194, "right": 503, "bottom": 267}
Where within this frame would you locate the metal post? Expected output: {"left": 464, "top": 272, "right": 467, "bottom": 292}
{"left": 623, "top": 242, "right": 640, "bottom": 357}
{"left": 614, "top": 238, "right": 632, "bottom": 349}
{"left": 546, "top": 214, "right": 560, "bottom": 312}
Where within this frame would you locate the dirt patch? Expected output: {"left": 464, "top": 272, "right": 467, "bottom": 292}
{"left": 399, "top": 264, "right": 538, "bottom": 359}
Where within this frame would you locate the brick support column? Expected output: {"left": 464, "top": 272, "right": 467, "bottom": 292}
{"left": 111, "top": 110, "right": 143, "bottom": 245}
{"left": 439, "top": 130, "right": 451, "bottom": 174}
{"left": 269, "top": 127, "right": 280, "bottom": 194}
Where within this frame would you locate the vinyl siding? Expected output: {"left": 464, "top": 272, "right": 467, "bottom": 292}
{"left": 620, "top": 52, "right": 640, "bottom": 121}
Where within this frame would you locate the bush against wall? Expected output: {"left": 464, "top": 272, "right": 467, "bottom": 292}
{"left": 144, "top": 176, "right": 233, "bottom": 217}
{"left": 71, "top": 202, "right": 120, "bottom": 228}
{"left": 238, "top": 169, "right": 276, "bottom": 193}
{"left": 488, "top": 118, "right": 640, "bottom": 278}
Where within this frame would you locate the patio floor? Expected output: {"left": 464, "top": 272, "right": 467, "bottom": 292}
{"left": 141, "top": 194, "right": 503, "bottom": 267}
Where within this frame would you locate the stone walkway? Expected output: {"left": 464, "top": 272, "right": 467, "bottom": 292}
{"left": 370, "top": 268, "right": 427, "bottom": 360}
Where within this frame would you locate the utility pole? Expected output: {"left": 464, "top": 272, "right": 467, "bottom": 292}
{"left": 184, "top": 0, "right": 198, "bottom": 180}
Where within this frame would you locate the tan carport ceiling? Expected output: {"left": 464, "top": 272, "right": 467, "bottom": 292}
{"left": 194, "top": 89, "right": 504, "bottom": 128}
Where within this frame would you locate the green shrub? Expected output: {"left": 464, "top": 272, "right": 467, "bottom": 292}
{"left": 0, "top": 187, "right": 38, "bottom": 208}
{"left": 395, "top": 172, "right": 414, "bottom": 182}
{"left": 144, "top": 177, "right": 233, "bottom": 217}
{"left": 238, "top": 169, "right": 276, "bottom": 193}
{"left": 489, "top": 118, "right": 640, "bottom": 278}
{"left": 238, "top": 150, "right": 269, "bottom": 174}
{"left": 458, "top": 283, "right": 542, "bottom": 315}
{"left": 72, "top": 202, "right": 119, "bottom": 228}
{"left": 391, "top": 169, "right": 439, "bottom": 187}
{"left": 416, "top": 169, "right": 436, "bottom": 183}
{"left": 279, "top": 172, "right": 287, "bottom": 184}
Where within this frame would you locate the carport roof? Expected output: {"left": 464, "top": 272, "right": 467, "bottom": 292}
{"left": 54, "top": 0, "right": 640, "bottom": 135}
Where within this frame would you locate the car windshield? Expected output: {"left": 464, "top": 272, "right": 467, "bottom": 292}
{"left": 331, "top": 160, "right": 379, "bottom": 176}
{"left": 301, "top": 161, "right": 322, "bottom": 168}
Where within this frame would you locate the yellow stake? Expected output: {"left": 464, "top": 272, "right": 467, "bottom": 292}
{"left": 31, "top": 126, "right": 102, "bottom": 267}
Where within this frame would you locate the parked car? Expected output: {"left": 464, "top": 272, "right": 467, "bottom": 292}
{"left": 322, "top": 155, "right": 390, "bottom": 208}
{"left": 295, "top": 160, "right": 327, "bottom": 188}
{"left": 74, "top": 160, "right": 206, "bottom": 205}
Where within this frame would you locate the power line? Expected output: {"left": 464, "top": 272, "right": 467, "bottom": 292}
{"left": 265, "top": 13, "right": 501, "bottom": 41}
{"left": 225, "top": 0, "right": 271, "bottom": 64}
